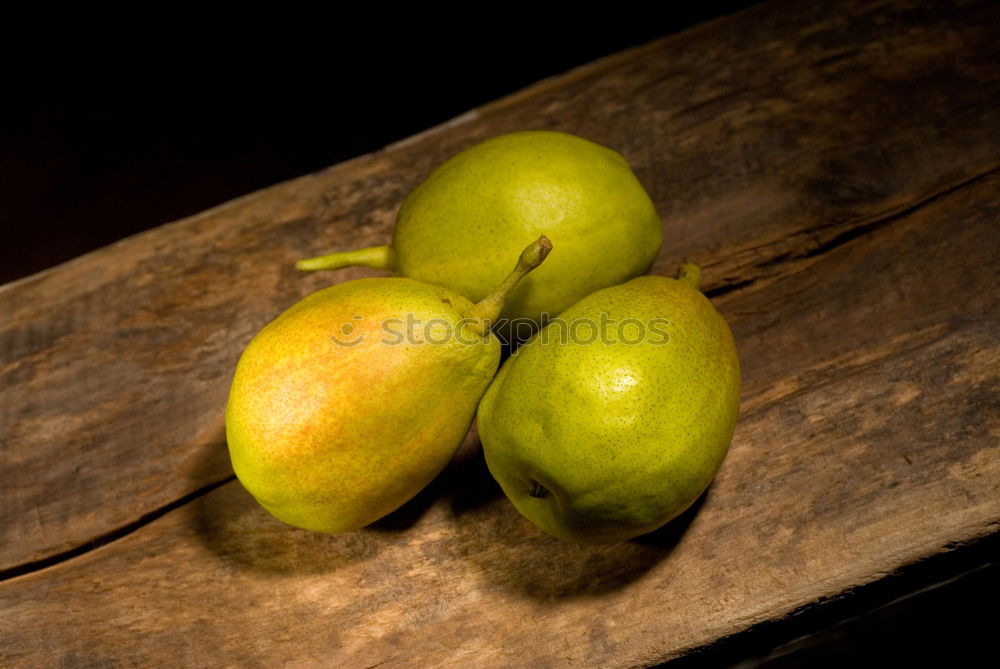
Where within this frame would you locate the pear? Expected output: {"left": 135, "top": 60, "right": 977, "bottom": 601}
{"left": 477, "top": 264, "right": 741, "bottom": 543}
{"left": 296, "top": 131, "right": 663, "bottom": 333}
{"left": 226, "top": 237, "right": 552, "bottom": 533}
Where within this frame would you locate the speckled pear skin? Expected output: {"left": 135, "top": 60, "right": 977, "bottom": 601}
{"left": 393, "top": 131, "right": 663, "bottom": 325}
{"left": 478, "top": 274, "right": 741, "bottom": 543}
{"left": 226, "top": 277, "right": 499, "bottom": 533}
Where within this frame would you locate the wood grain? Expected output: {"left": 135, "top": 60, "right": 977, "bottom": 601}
{"left": 1, "top": 0, "right": 998, "bottom": 665}
{"left": 2, "top": 171, "right": 996, "bottom": 668}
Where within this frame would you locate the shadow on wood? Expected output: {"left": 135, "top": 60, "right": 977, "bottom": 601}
{"left": 368, "top": 422, "right": 705, "bottom": 602}
{"left": 459, "top": 489, "right": 705, "bottom": 602}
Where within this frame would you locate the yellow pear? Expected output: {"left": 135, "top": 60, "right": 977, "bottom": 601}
{"left": 226, "top": 237, "right": 551, "bottom": 532}
{"left": 478, "top": 264, "right": 741, "bottom": 543}
{"left": 296, "top": 131, "right": 662, "bottom": 332}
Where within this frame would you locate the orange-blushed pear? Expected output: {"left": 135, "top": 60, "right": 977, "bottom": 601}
{"left": 226, "top": 237, "right": 552, "bottom": 532}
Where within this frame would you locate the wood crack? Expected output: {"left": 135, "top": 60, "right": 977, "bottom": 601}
{"left": 0, "top": 476, "right": 235, "bottom": 582}
{"left": 800, "top": 166, "right": 999, "bottom": 260}
{"left": 702, "top": 163, "right": 1000, "bottom": 297}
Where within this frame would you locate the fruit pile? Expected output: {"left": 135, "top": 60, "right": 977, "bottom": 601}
{"left": 225, "top": 131, "right": 740, "bottom": 543}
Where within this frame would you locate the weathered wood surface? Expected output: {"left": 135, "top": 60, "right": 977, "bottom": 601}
{"left": 1, "top": 0, "right": 998, "bottom": 666}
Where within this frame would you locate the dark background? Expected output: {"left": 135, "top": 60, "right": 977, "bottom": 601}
{"left": 2, "top": 6, "right": 751, "bottom": 285}
{"left": 2, "top": 5, "right": 996, "bottom": 667}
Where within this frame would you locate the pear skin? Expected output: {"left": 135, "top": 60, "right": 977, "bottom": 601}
{"left": 226, "top": 238, "right": 551, "bottom": 532}
{"left": 478, "top": 266, "right": 741, "bottom": 543}
{"left": 297, "top": 131, "right": 662, "bottom": 330}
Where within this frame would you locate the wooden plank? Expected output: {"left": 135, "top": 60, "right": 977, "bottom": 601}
{"left": 1, "top": 167, "right": 996, "bottom": 668}
{"left": 2, "top": 0, "right": 996, "bottom": 574}
{"left": 1, "top": 0, "right": 998, "bottom": 665}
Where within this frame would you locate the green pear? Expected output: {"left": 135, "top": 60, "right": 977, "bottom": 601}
{"left": 226, "top": 237, "right": 551, "bottom": 533}
{"left": 477, "top": 264, "right": 741, "bottom": 543}
{"left": 296, "top": 131, "right": 662, "bottom": 331}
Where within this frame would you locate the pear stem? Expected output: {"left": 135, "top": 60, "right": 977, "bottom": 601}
{"left": 677, "top": 262, "right": 701, "bottom": 289}
{"left": 462, "top": 236, "right": 553, "bottom": 337}
{"left": 295, "top": 245, "right": 397, "bottom": 272}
